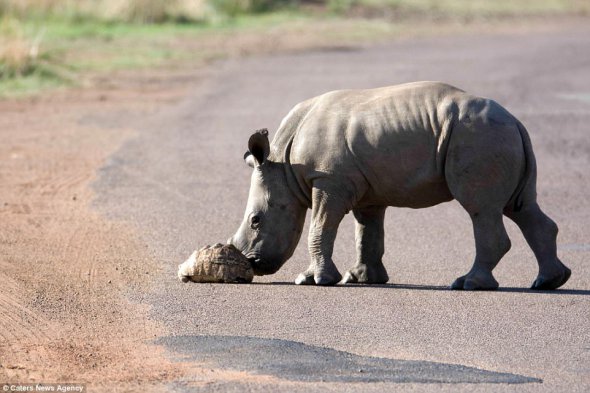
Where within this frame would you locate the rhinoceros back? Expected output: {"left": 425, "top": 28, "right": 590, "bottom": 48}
{"left": 269, "top": 82, "right": 527, "bottom": 209}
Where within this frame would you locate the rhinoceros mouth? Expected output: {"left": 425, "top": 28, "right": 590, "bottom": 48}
{"left": 245, "top": 254, "right": 263, "bottom": 272}
{"left": 248, "top": 257, "right": 281, "bottom": 276}
{"left": 247, "top": 257, "right": 260, "bottom": 266}
{"left": 244, "top": 252, "right": 260, "bottom": 264}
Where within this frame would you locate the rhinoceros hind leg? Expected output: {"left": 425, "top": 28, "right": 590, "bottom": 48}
{"left": 505, "top": 203, "right": 571, "bottom": 290}
{"left": 451, "top": 211, "right": 509, "bottom": 290}
{"left": 445, "top": 122, "right": 518, "bottom": 290}
{"left": 342, "top": 207, "right": 389, "bottom": 284}
{"left": 445, "top": 121, "right": 525, "bottom": 289}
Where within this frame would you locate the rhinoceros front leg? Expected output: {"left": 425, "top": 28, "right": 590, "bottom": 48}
{"left": 342, "top": 206, "right": 389, "bottom": 284}
{"left": 295, "top": 182, "right": 347, "bottom": 286}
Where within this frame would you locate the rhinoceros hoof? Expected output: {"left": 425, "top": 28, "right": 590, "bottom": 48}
{"left": 531, "top": 266, "right": 571, "bottom": 290}
{"left": 451, "top": 271, "right": 499, "bottom": 291}
{"left": 295, "top": 272, "right": 315, "bottom": 285}
{"left": 315, "top": 272, "right": 342, "bottom": 286}
{"left": 341, "top": 271, "right": 358, "bottom": 284}
{"left": 342, "top": 265, "right": 389, "bottom": 284}
{"left": 295, "top": 270, "right": 342, "bottom": 286}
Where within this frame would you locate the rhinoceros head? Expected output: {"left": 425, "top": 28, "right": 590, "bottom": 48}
{"left": 228, "top": 129, "right": 307, "bottom": 276}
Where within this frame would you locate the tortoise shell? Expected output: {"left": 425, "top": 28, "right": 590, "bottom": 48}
{"left": 178, "top": 243, "right": 253, "bottom": 283}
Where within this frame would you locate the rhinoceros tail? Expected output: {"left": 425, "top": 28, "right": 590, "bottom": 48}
{"left": 509, "top": 121, "right": 537, "bottom": 212}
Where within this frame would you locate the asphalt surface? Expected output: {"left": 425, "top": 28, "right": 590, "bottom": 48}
{"left": 94, "top": 27, "right": 590, "bottom": 392}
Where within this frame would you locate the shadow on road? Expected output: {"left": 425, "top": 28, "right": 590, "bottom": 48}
{"left": 248, "top": 282, "right": 589, "bottom": 295}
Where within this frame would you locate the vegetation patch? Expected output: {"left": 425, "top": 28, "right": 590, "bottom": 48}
{"left": 331, "top": 0, "right": 590, "bottom": 19}
{"left": 0, "top": 0, "right": 588, "bottom": 97}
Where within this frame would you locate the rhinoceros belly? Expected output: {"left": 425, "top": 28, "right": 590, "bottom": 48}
{"left": 350, "top": 123, "right": 453, "bottom": 208}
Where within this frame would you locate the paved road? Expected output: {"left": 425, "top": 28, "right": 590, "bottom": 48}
{"left": 95, "top": 27, "right": 590, "bottom": 392}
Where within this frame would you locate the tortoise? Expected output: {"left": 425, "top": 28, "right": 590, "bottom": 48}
{"left": 178, "top": 243, "right": 254, "bottom": 283}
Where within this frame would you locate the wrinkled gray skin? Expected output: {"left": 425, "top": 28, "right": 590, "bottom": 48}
{"left": 229, "top": 81, "right": 571, "bottom": 290}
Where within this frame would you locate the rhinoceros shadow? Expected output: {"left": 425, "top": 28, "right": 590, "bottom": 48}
{"left": 250, "top": 282, "right": 589, "bottom": 295}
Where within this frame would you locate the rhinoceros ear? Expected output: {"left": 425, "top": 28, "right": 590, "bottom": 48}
{"left": 245, "top": 128, "right": 269, "bottom": 167}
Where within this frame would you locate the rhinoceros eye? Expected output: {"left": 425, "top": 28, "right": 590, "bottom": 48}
{"left": 250, "top": 214, "right": 262, "bottom": 229}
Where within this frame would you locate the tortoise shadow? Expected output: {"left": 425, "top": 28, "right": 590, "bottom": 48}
{"left": 250, "top": 281, "right": 590, "bottom": 295}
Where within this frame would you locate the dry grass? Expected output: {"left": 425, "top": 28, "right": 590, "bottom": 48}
{"left": 0, "top": 17, "right": 43, "bottom": 78}
{"left": 0, "top": 0, "right": 211, "bottom": 23}
{"left": 0, "top": 37, "right": 35, "bottom": 77}
{"left": 334, "top": 0, "right": 590, "bottom": 18}
{"left": 0, "top": 16, "right": 72, "bottom": 85}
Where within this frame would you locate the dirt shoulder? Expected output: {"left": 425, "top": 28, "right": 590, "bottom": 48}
{"left": 0, "top": 77, "right": 270, "bottom": 390}
{"left": 0, "top": 84, "right": 195, "bottom": 389}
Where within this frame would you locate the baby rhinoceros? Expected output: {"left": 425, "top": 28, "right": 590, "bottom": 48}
{"left": 228, "top": 81, "right": 571, "bottom": 290}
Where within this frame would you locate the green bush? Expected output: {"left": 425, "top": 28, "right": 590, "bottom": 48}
{"left": 327, "top": 0, "right": 355, "bottom": 14}
{"left": 209, "top": 0, "right": 294, "bottom": 17}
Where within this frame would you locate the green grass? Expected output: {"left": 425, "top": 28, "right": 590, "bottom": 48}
{"left": 0, "top": 71, "right": 65, "bottom": 96}
{"left": 0, "top": 9, "right": 323, "bottom": 97}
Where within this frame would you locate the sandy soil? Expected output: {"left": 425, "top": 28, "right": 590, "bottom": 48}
{"left": 0, "top": 82, "right": 195, "bottom": 390}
